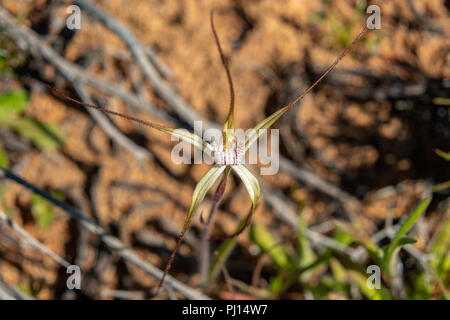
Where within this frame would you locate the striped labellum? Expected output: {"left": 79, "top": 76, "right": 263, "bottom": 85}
{"left": 212, "top": 137, "right": 245, "bottom": 165}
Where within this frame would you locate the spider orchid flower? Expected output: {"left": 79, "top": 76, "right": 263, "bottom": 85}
{"left": 50, "top": 11, "right": 368, "bottom": 291}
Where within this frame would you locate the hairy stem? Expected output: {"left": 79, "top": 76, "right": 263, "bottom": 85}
{"left": 199, "top": 169, "right": 230, "bottom": 286}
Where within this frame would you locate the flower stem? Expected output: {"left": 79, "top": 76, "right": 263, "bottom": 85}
{"left": 199, "top": 167, "right": 230, "bottom": 286}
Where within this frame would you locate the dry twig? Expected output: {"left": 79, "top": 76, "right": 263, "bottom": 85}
{"left": 0, "top": 167, "right": 210, "bottom": 300}
{"left": 0, "top": 210, "right": 71, "bottom": 268}
{"left": 71, "top": 1, "right": 362, "bottom": 209}
{"left": 0, "top": 5, "right": 361, "bottom": 215}
{"left": 74, "top": 0, "right": 216, "bottom": 130}
{"left": 0, "top": 7, "right": 176, "bottom": 124}
{"left": 73, "top": 83, "right": 153, "bottom": 161}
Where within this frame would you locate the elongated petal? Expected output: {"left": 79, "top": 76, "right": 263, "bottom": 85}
{"left": 210, "top": 11, "right": 235, "bottom": 133}
{"left": 46, "top": 86, "right": 214, "bottom": 158}
{"left": 244, "top": 106, "right": 289, "bottom": 152}
{"left": 157, "top": 164, "right": 226, "bottom": 290}
{"left": 244, "top": 26, "right": 369, "bottom": 152}
{"left": 231, "top": 164, "right": 260, "bottom": 208}
{"left": 209, "top": 165, "right": 260, "bottom": 241}
{"left": 170, "top": 128, "right": 214, "bottom": 158}
{"left": 165, "top": 164, "right": 227, "bottom": 244}
{"left": 187, "top": 165, "right": 228, "bottom": 223}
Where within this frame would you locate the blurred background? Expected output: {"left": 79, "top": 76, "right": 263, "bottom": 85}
{"left": 0, "top": 0, "right": 448, "bottom": 300}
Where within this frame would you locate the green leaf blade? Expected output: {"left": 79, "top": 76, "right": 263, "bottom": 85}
{"left": 0, "top": 89, "right": 29, "bottom": 125}
{"left": 384, "top": 197, "right": 431, "bottom": 266}
{"left": 12, "top": 117, "right": 63, "bottom": 150}
{"left": 250, "top": 223, "right": 295, "bottom": 271}
{"left": 31, "top": 194, "right": 55, "bottom": 229}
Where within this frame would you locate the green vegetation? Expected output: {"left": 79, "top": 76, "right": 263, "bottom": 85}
{"left": 0, "top": 90, "right": 65, "bottom": 150}
{"left": 0, "top": 36, "right": 65, "bottom": 229}
{"left": 209, "top": 193, "right": 448, "bottom": 300}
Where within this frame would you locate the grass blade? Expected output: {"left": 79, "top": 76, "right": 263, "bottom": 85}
{"left": 384, "top": 197, "right": 431, "bottom": 265}
{"left": 249, "top": 224, "right": 295, "bottom": 271}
